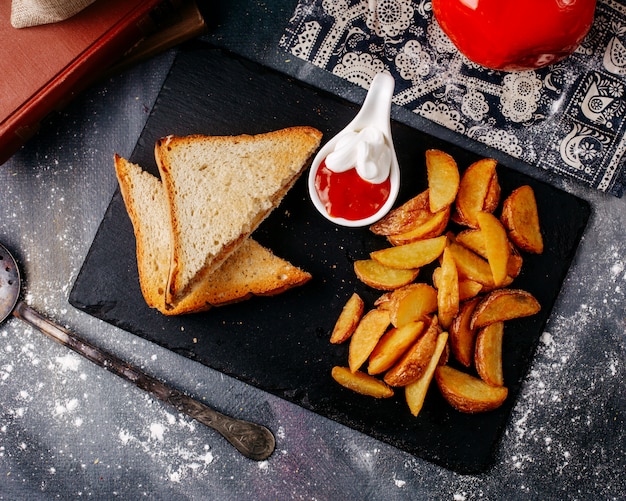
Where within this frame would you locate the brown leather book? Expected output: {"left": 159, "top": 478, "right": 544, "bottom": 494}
{"left": 0, "top": 0, "right": 195, "bottom": 165}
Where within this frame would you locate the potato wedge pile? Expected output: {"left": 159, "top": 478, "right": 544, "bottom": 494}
{"left": 329, "top": 149, "right": 543, "bottom": 416}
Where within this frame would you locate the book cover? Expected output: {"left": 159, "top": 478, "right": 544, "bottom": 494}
{"left": 0, "top": 0, "right": 182, "bottom": 165}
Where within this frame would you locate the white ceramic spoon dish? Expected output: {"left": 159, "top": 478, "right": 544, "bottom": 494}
{"left": 308, "top": 71, "right": 400, "bottom": 227}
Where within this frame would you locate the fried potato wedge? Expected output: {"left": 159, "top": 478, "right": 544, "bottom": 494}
{"left": 373, "top": 291, "right": 393, "bottom": 310}
{"left": 437, "top": 247, "right": 459, "bottom": 330}
{"left": 405, "top": 331, "right": 449, "bottom": 416}
{"left": 354, "top": 259, "right": 419, "bottom": 290}
{"left": 448, "top": 228, "right": 487, "bottom": 259}
{"left": 384, "top": 316, "right": 440, "bottom": 387}
{"left": 456, "top": 229, "right": 523, "bottom": 279}
{"left": 447, "top": 241, "right": 495, "bottom": 288}
{"left": 475, "top": 321, "right": 505, "bottom": 387}
{"left": 387, "top": 207, "right": 450, "bottom": 246}
{"left": 449, "top": 297, "right": 480, "bottom": 367}
{"left": 331, "top": 366, "right": 394, "bottom": 398}
{"left": 370, "top": 236, "right": 447, "bottom": 270}
{"left": 455, "top": 158, "right": 498, "bottom": 228}
{"left": 458, "top": 279, "right": 484, "bottom": 301}
{"left": 433, "top": 267, "right": 483, "bottom": 301}
{"left": 426, "top": 149, "right": 460, "bottom": 213}
{"left": 501, "top": 185, "right": 544, "bottom": 254}
{"left": 439, "top": 339, "right": 450, "bottom": 366}
{"left": 388, "top": 283, "right": 438, "bottom": 327}
{"left": 374, "top": 282, "right": 435, "bottom": 310}
{"left": 370, "top": 190, "right": 431, "bottom": 236}
{"left": 506, "top": 246, "right": 524, "bottom": 279}
{"left": 455, "top": 228, "right": 487, "bottom": 256}
{"left": 471, "top": 288, "right": 541, "bottom": 329}
{"left": 435, "top": 365, "right": 508, "bottom": 413}
{"left": 477, "top": 211, "right": 510, "bottom": 287}
{"left": 483, "top": 169, "right": 501, "bottom": 213}
{"left": 368, "top": 321, "right": 425, "bottom": 375}
{"left": 383, "top": 283, "right": 418, "bottom": 302}
{"left": 330, "top": 293, "right": 365, "bottom": 344}
{"left": 348, "top": 308, "right": 391, "bottom": 372}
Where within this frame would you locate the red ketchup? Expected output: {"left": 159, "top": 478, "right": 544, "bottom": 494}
{"left": 314, "top": 158, "right": 391, "bottom": 221}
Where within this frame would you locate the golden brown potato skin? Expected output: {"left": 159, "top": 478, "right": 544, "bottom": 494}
{"left": 474, "top": 321, "right": 505, "bottom": 387}
{"left": 405, "top": 332, "right": 449, "bottom": 417}
{"left": 370, "top": 190, "right": 432, "bottom": 236}
{"left": 384, "top": 317, "right": 440, "bottom": 387}
{"left": 331, "top": 366, "right": 394, "bottom": 399}
{"left": 354, "top": 259, "right": 419, "bottom": 291}
{"left": 368, "top": 321, "right": 425, "bottom": 375}
{"left": 501, "top": 185, "right": 544, "bottom": 254}
{"left": 454, "top": 158, "right": 498, "bottom": 228}
{"left": 471, "top": 288, "right": 541, "bottom": 330}
{"left": 425, "top": 149, "right": 460, "bottom": 213}
{"left": 449, "top": 297, "right": 480, "bottom": 368}
{"left": 435, "top": 365, "right": 508, "bottom": 413}
{"left": 348, "top": 308, "right": 391, "bottom": 372}
{"left": 330, "top": 293, "right": 364, "bottom": 344}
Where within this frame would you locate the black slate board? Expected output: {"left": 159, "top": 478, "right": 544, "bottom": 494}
{"left": 70, "top": 43, "right": 590, "bottom": 473}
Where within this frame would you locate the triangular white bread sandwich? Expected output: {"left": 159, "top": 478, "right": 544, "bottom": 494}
{"left": 154, "top": 126, "right": 323, "bottom": 307}
{"left": 114, "top": 154, "right": 313, "bottom": 315}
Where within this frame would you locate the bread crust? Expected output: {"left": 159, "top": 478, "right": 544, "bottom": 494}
{"left": 166, "top": 239, "right": 312, "bottom": 315}
{"left": 114, "top": 154, "right": 170, "bottom": 310}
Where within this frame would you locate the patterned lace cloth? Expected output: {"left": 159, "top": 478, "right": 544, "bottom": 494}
{"left": 280, "top": 0, "right": 626, "bottom": 197}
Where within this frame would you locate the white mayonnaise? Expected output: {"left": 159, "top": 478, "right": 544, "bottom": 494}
{"left": 323, "top": 126, "right": 392, "bottom": 185}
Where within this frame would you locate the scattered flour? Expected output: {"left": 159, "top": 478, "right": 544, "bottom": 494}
{"left": 0, "top": 362, "right": 13, "bottom": 382}
{"left": 54, "top": 398, "right": 79, "bottom": 417}
{"left": 393, "top": 474, "right": 406, "bottom": 488}
{"left": 55, "top": 353, "right": 81, "bottom": 372}
{"left": 118, "top": 429, "right": 132, "bottom": 446}
{"left": 149, "top": 422, "right": 165, "bottom": 442}
{"left": 115, "top": 414, "right": 215, "bottom": 484}
{"left": 1, "top": 317, "right": 220, "bottom": 489}
{"left": 498, "top": 259, "right": 625, "bottom": 494}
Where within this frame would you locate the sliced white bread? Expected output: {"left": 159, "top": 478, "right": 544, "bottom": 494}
{"left": 114, "top": 154, "right": 312, "bottom": 315}
{"left": 114, "top": 154, "right": 170, "bottom": 310}
{"left": 155, "top": 126, "right": 322, "bottom": 306}
{"left": 175, "top": 238, "right": 311, "bottom": 312}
